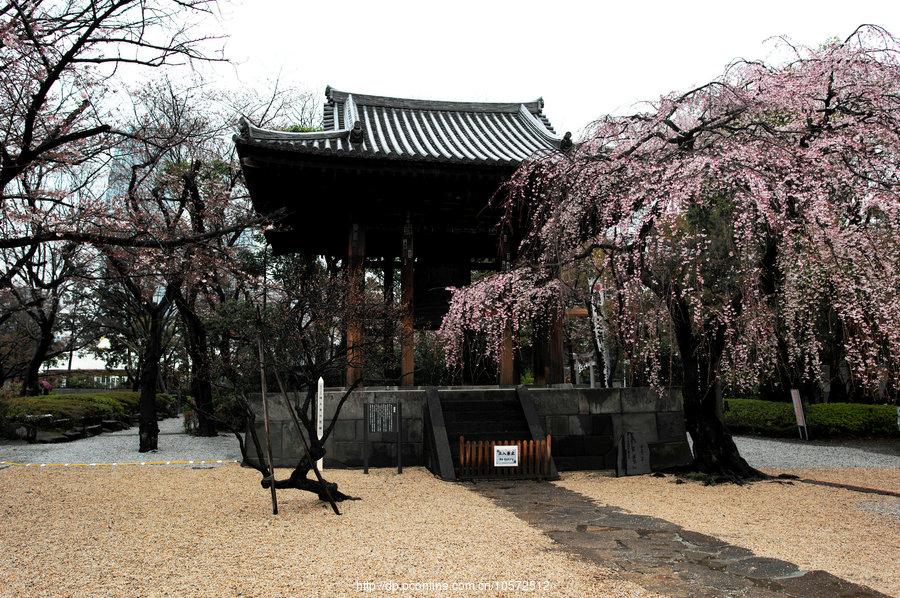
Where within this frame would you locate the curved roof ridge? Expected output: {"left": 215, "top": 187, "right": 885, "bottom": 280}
{"left": 327, "top": 87, "right": 544, "bottom": 114}
{"left": 238, "top": 117, "right": 350, "bottom": 141}
{"left": 517, "top": 104, "right": 564, "bottom": 148}
{"left": 240, "top": 93, "right": 365, "bottom": 144}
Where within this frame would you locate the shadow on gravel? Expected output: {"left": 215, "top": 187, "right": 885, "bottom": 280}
{"left": 474, "top": 480, "right": 889, "bottom": 598}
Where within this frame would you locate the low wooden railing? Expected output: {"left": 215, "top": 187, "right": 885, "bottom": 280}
{"left": 457, "top": 435, "right": 552, "bottom": 480}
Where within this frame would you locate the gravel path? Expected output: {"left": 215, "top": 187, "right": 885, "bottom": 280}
{"left": 0, "top": 418, "right": 241, "bottom": 465}
{"left": 4, "top": 422, "right": 896, "bottom": 470}
{"left": 734, "top": 435, "right": 900, "bottom": 469}
{"left": 0, "top": 467, "right": 651, "bottom": 597}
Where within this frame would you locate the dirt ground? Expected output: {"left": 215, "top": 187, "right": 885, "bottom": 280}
{"left": 0, "top": 465, "right": 651, "bottom": 598}
{"left": 557, "top": 468, "right": 900, "bottom": 597}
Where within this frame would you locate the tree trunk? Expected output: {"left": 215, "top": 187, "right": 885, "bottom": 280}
{"left": 20, "top": 315, "right": 56, "bottom": 396}
{"left": 242, "top": 412, "right": 357, "bottom": 503}
{"left": 587, "top": 291, "right": 611, "bottom": 388}
{"left": 681, "top": 380, "right": 761, "bottom": 479}
{"left": 669, "top": 292, "right": 764, "bottom": 480}
{"left": 138, "top": 308, "right": 164, "bottom": 452}
{"left": 261, "top": 452, "right": 357, "bottom": 502}
{"left": 175, "top": 292, "right": 217, "bottom": 436}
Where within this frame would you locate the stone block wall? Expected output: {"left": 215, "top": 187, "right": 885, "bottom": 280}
{"left": 245, "top": 388, "right": 426, "bottom": 468}
{"left": 246, "top": 386, "right": 692, "bottom": 471}
{"left": 523, "top": 387, "right": 692, "bottom": 471}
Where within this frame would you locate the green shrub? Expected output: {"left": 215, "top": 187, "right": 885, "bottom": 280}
{"left": 724, "top": 398, "right": 898, "bottom": 438}
{"left": 0, "top": 391, "right": 184, "bottom": 431}
{"left": 157, "top": 392, "right": 184, "bottom": 417}
{"left": 1, "top": 394, "right": 129, "bottom": 424}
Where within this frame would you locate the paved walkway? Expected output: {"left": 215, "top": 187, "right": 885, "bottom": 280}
{"left": 0, "top": 418, "right": 241, "bottom": 466}
{"left": 476, "top": 481, "right": 888, "bottom": 598}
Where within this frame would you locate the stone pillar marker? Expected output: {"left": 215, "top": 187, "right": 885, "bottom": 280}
{"left": 316, "top": 377, "right": 324, "bottom": 471}
{"left": 400, "top": 217, "right": 415, "bottom": 386}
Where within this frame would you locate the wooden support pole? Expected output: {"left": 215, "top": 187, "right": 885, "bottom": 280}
{"left": 256, "top": 244, "right": 277, "bottom": 515}
{"left": 346, "top": 223, "right": 365, "bottom": 387}
{"left": 256, "top": 339, "right": 278, "bottom": 515}
{"left": 499, "top": 325, "right": 515, "bottom": 385}
{"left": 400, "top": 220, "right": 415, "bottom": 386}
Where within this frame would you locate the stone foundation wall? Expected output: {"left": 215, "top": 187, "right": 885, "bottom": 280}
{"left": 246, "top": 386, "right": 691, "bottom": 471}
{"left": 245, "top": 388, "right": 426, "bottom": 469}
{"left": 522, "top": 387, "right": 692, "bottom": 471}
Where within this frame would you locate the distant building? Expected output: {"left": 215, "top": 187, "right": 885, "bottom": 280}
{"left": 42, "top": 368, "right": 130, "bottom": 390}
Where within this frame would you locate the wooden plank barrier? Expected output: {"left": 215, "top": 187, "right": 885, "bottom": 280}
{"left": 457, "top": 434, "right": 552, "bottom": 480}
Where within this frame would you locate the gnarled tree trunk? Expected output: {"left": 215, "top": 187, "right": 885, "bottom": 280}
{"left": 20, "top": 313, "right": 56, "bottom": 396}
{"left": 138, "top": 307, "right": 165, "bottom": 452}
{"left": 670, "top": 291, "right": 764, "bottom": 480}
{"left": 175, "top": 290, "right": 216, "bottom": 436}
{"left": 238, "top": 400, "right": 357, "bottom": 504}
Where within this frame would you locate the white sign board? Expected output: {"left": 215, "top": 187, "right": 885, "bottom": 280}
{"left": 493, "top": 445, "right": 518, "bottom": 467}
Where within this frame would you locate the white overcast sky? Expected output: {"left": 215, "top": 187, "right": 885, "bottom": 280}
{"left": 207, "top": 0, "right": 899, "bottom": 136}
{"left": 70, "top": 0, "right": 898, "bottom": 370}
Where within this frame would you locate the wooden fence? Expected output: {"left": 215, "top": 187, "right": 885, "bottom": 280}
{"left": 457, "top": 435, "right": 552, "bottom": 480}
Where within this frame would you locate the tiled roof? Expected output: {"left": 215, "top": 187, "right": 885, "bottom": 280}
{"left": 235, "top": 87, "right": 570, "bottom": 166}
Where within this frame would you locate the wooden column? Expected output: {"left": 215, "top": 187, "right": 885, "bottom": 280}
{"left": 346, "top": 223, "right": 365, "bottom": 386}
{"left": 499, "top": 325, "right": 515, "bottom": 385}
{"left": 383, "top": 255, "right": 395, "bottom": 376}
{"left": 548, "top": 314, "right": 565, "bottom": 384}
{"left": 400, "top": 222, "right": 414, "bottom": 386}
{"left": 533, "top": 314, "right": 565, "bottom": 386}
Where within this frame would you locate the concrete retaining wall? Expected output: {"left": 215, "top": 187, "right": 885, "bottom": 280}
{"left": 245, "top": 388, "right": 426, "bottom": 469}
{"left": 522, "top": 387, "right": 692, "bottom": 471}
{"left": 246, "top": 386, "right": 692, "bottom": 471}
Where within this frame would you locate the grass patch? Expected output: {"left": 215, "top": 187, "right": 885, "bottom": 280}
{"left": 725, "top": 398, "right": 898, "bottom": 438}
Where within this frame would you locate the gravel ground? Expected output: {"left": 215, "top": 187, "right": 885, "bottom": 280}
{"left": 557, "top": 470, "right": 900, "bottom": 597}
{"left": 0, "top": 466, "right": 654, "bottom": 598}
{"left": 734, "top": 435, "right": 899, "bottom": 469}
{"left": 0, "top": 418, "right": 241, "bottom": 465}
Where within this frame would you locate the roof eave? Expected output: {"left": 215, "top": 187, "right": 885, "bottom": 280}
{"left": 234, "top": 135, "right": 526, "bottom": 168}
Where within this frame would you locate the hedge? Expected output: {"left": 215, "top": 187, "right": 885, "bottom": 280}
{"left": 724, "top": 398, "right": 898, "bottom": 438}
{"left": 0, "top": 391, "right": 182, "bottom": 429}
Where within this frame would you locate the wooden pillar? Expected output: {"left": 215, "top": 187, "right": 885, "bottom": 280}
{"left": 383, "top": 255, "right": 395, "bottom": 376}
{"left": 499, "top": 325, "right": 515, "bottom": 385}
{"left": 400, "top": 222, "right": 414, "bottom": 386}
{"left": 533, "top": 314, "right": 564, "bottom": 386}
{"left": 548, "top": 314, "right": 565, "bottom": 385}
{"left": 346, "top": 223, "right": 365, "bottom": 387}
